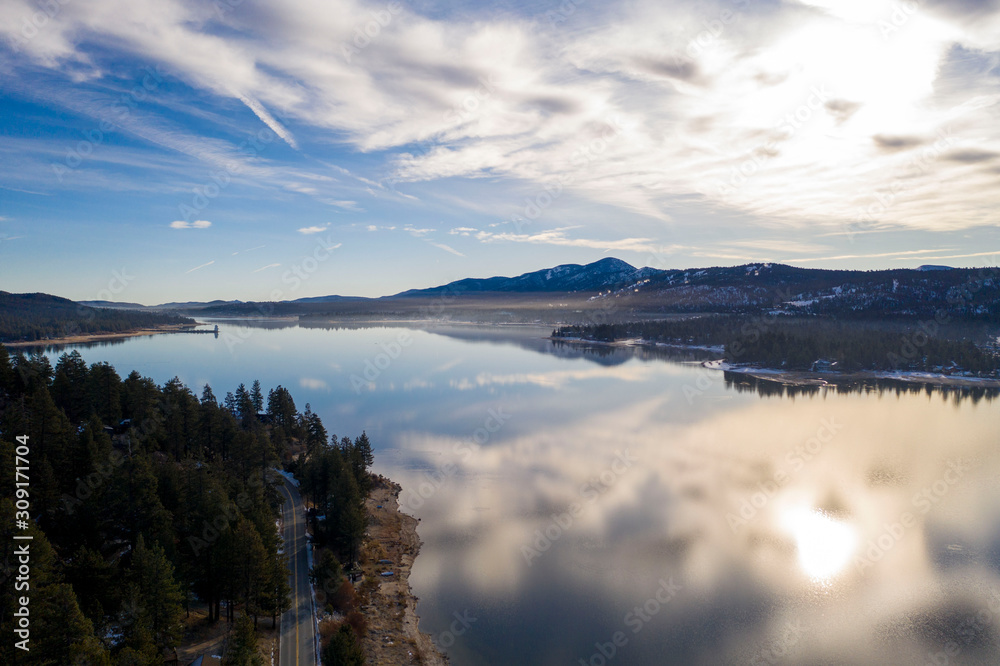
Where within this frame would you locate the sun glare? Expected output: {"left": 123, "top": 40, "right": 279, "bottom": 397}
{"left": 780, "top": 507, "right": 858, "bottom": 583}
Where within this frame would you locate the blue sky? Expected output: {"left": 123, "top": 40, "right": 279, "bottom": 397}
{"left": 1, "top": 0, "right": 999, "bottom": 304}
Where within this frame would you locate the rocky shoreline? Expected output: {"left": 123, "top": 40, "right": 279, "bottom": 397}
{"left": 358, "top": 477, "right": 448, "bottom": 665}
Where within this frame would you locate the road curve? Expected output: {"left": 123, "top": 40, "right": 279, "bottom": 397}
{"left": 278, "top": 478, "right": 317, "bottom": 666}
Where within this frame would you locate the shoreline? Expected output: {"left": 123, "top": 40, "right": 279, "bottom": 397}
{"left": 704, "top": 360, "right": 1000, "bottom": 389}
{"left": 2, "top": 323, "right": 199, "bottom": 348}
{"left": 549, "top": 336, "right": 1000, "bottom": 389}
{"left": 360, "top": 477, "right": 448, "bottom": 665}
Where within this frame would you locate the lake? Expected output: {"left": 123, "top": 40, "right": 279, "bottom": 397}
{"left": 38, "top": 321, "right": 1000, "bottom": 665}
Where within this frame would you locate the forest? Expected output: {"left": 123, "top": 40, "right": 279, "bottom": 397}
{"left": 0, "top": 345, "right": 372, "bottom": 665}
{"left": 0, "top": 292, "right": 194, "bottom": 343}
{"left": 553, "top": 315, "right": 1000, "bottom": 373}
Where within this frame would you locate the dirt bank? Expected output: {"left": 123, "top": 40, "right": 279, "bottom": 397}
{"left": 358, "top": 477, "right": 448, "bottom": 665}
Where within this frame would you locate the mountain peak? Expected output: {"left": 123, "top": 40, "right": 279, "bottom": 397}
{"left": 391, "top": 257, "right": 643, "bottom": 297}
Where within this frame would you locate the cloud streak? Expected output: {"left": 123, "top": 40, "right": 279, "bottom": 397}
{"left": 185, "top": 260, "right": 215, "bottom": 274}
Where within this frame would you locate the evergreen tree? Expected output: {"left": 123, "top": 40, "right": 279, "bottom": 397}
{"left": 322, "top": 623, "right": 365, "bottom": 666}
{"left": 223, "top": 614, "right": 263, "bottom": 666}
{"left": 125, "top": 535, "right": 184, "bottom": 653}
{"left": 250, "top": 379, "right": 264, "bottom": 413}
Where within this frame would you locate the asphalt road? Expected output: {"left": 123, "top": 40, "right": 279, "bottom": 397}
{"left": 279, "top": 479, "right": 317, "bottom": 666}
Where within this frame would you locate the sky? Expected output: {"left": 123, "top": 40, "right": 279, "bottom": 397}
{"left": 1, "top": 0, "right": 999, "bottom": 304}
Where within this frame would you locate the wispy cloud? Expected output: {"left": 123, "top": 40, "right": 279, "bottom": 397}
{"left": 785, "top": 249, "right": 947, "bottom": 263}
{"left": 3, "top": 0, "right": 1000, "bottom": 279}
{"left": 475, "top": 227, "right": 663, "bottom": 254}
{"left": 299, "top": 377, "right": 330, "bottom": 391}
{"left": 892, "top": 250, "right": 1000, "bottom": 261}
{"left": 429, "top": 241, "right": 465, "bottom": 257}
{"left": 232, "top": 244, "right": 266, "bottom": 255}
{"left": 171, "top": 220, "right": 212, "bottom": 229}
{"left": 236, "top": 93, "right": 298, "bottom": 149}
{"left": 185, "top": 260, "right": 215, "bottom": 274}
{"left": 298, "top": 224, "right": 329, "bottom": 234}
{"left": 253, "top": 263, "right": 281, "bottom": 273}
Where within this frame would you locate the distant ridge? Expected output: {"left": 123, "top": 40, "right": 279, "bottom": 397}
{"left": 390, "top": 257, "right": 654, "bottom": 297}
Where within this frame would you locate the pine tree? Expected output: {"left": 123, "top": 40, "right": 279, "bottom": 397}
{"left": 321, "top": 623, "right": 365, "bottom": 666}
{"left": 250, "top": 379, "right": 264, "bottom": 413}
{"left": 223, "top": 614, "right": 264, "bottom": 665}
{"left": 125, "top": 535, "right": 185, "bottom": 653}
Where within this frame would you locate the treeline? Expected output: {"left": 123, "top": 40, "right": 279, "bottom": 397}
{"left": 0, "top": 291, "right": 193, "bottom": 342}
{"left": 554, "top": 316, "right": 1000, "bottom": 373}
{"left": 0, "top": 346, "right": 361, "bottom": 665}
{"left": 288, "top": 427, "right": 374, "bottom": 666}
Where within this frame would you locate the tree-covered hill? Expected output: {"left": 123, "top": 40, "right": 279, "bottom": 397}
{"left": 0, "top": 346, "right": 372, "bottom": 665}
{"left": 554, "top": 315, "right": 1000, "bottom": 374}
{"left": 0, "top": 292, "right": 195, "bottom": 342}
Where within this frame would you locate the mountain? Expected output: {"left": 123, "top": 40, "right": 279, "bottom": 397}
{"left": 289, "top": 295, "right": 368, "bottom": 304}
{"left": 610, "top": 262, "right": 999, "bottom": 321}
{"left": 78, "top": 299, "right": 151, "bottom": 310}
{"left": 13, "top": 259, "right": 998, "bottom": 327}
{"left": 391, "top": 257, "right": 652, "bottom": 297}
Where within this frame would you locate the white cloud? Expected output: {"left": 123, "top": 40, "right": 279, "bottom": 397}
{"left": 299, "top": 377, "right": 330, "bottom": 391}
{"left": 4, "top": 0, "right": 1000, "bottom": 238}
{"left": 253, "top": 263, "right": 281, "bottom": 272}
{"left": 474, "top": 227, "right": 665, "bottom": 254}
{"left": 171, "top": 220, "right": 212, "bottom": 229}
{"left": 298, "top": 224, "right": 329, "bottom": 234}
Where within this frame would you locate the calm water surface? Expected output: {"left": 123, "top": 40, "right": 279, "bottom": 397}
{"left": 40, "top": 321, "right": 1000, "bottom": 665}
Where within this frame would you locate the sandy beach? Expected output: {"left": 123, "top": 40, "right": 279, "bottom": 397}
{"left": 3, "top": 323, "right": 198, "bottom": 348}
